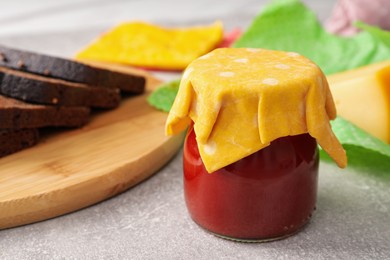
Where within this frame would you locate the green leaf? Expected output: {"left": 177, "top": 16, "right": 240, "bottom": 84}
{"left": 147, "top": 79, "right": 181, "bottom": 112}
{"left": 318, "top": 117, "right": 390, "bottom": 175}
{"left": 355, "top": 21, "right": 390, "bottom": 48}
{"left": 331, "top": 117, "right": 390, "bottom": 158}
{"left": 233, "top": 0, "right": 390, "bottom": 75}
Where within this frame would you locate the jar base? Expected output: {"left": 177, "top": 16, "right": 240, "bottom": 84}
{"left": 193, "top": 218, "right": 312, "bottom": 243}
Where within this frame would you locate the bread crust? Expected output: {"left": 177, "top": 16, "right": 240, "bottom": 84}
{"left": 0, "top": 95, "right": 90, "bottom": 128}
{"left": 0, "top": 66, "right": 120, "bottom": 108}
{"left": 0, "top": 45, "right": 145, "bottom": 93}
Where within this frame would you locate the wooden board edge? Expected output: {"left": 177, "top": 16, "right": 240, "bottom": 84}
{"left": 0, "top": 132, "right": 184, "bottom": 230}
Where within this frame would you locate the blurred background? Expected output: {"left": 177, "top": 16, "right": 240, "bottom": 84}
{"left": 0, "top": 0, "right": 336, "bottom": 57}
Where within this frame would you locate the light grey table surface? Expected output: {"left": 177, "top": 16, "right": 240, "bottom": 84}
{"left": 0, "top": 1, "right": 389, "bottom": 259}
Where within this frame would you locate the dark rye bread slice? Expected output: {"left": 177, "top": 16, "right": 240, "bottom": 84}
{"left": 0, "top": 95, "right": 90, "bottom": 128}
{"left": 0, "top": 45, "right": 145, "bottom": 93}
{"left": 0, "top": 66, "right": 121, "bottom": 108}
{"left": 0, "top": 128, "right": 39, "bottom": 158}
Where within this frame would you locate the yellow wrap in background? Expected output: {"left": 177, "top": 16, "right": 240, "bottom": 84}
{"left": 166, "top": 48, "right": 347, "bottom": 172}
{"left": 76, "top": 21, "right": 223, "bottom": 70}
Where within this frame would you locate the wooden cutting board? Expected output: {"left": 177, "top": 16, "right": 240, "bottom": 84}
{"left": 0, "top": 64, "right": 184, "bottom": 229}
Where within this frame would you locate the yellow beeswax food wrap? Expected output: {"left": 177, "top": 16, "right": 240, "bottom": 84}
{"left": 76, "top": 21, "right": 223, "bottom": 70}
{"left": 166, "top": 48, "right": 347, "bottom": 173}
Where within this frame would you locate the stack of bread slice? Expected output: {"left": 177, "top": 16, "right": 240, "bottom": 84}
{"left": 0, "top": 45, "right": 146, "bottom": 158}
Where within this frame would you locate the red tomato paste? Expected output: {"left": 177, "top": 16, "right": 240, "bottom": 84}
{"left": 183, "top": 126, "right": 319, "bottom": 241}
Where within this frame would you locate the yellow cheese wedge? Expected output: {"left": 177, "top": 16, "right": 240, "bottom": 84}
{"left": 327, "top": 60, "right": 390, "bottom": 143}
{"left": 166, "top": 48, "right": 347, "bottom": 172}
{"left": 75, "top": 21, "right": 223, "bottom": 70}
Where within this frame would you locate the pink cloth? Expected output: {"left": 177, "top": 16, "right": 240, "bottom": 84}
{"left": 326, "top": 0, "right": 390, "bottom": 36}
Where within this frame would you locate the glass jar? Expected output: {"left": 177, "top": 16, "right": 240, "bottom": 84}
{"left": 183, "top": 125, "right": 319, "bottom": 242}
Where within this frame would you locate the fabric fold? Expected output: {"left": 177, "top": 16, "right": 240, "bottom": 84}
{"left": 166, "top": 48, "right": 347, "bottom": 172}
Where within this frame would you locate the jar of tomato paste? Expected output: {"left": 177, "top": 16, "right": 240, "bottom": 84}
{"left": 166, "top": 48, "right": 347, "bottom": 242}
{"left": 184, "top": 125, "right": 318, "bottom": 241}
